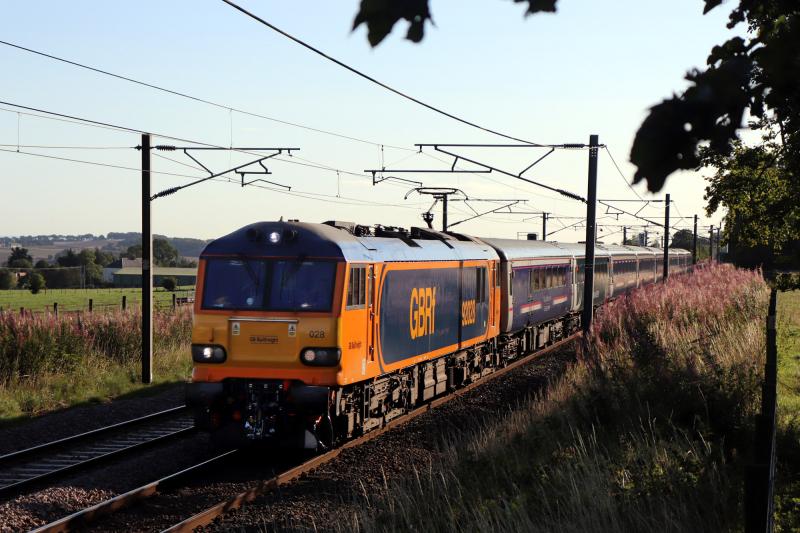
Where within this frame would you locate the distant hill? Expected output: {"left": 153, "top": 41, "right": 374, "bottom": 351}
{"left": 0, "top": 232, "right": 210, "bottom": 263}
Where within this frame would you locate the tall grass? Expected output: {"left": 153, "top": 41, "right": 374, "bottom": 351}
{"left": 339, "top": 264, "right": 768, "bottom": 533}
{"left": 0, "top": 307, "right": 191, "bottom": 384}
{"left": 0, "top": 307, "right": 192, "bottom": 419}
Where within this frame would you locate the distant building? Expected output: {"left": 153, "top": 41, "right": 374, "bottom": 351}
{"left": 102, "top": 258, "right": 142, "bottom": 282}
{"left": 113, "top": 266, "right": 197, "bottom": 287}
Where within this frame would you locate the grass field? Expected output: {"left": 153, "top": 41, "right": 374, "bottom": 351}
{"left": 0, "top": 345, "right": 191, "bottom": 423}
{"left": 0, "top": 287, "right": 195, "bottom": 313}
{"left": 775, "top": 290, "right": 800, "bottom": 530}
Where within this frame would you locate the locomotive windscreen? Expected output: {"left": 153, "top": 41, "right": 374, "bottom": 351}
{"left": 201, "top": 258, "right": 337, "bottom": 312}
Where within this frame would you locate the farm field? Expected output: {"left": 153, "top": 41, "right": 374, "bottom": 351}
{"left": 0, "top": 287, "right": 195, "bottom": 313}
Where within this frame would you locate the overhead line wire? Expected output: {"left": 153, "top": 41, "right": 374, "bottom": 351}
{"left": 0, "top": 103, "right": 407, "bottom": 190}
{"left": 219, "top": 0, "right": 541, "bottom": 146}
{"left": 0, "top": 101, "right": 258, "bottom": 152}
{"left": 0, "top": 143, "right": 130, "bottom": 150}
{"left": 0, "top": 39, "right": 412, "bottom": 152}
{"left": 0, "top": 145, "right": 425, "bottom": 210}
{"left": 604, "top": 146, "right": 643, "bottom": 201}
{"left": 0, "top": 147, "right": 199, "bottom": 179}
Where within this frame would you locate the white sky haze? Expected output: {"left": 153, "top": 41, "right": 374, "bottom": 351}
{"left": 0, "top": 0, "right": 742, "bottom": 243}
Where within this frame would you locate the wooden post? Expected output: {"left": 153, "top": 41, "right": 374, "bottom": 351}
{"left": 663, "top": 193, "right": 670, "bottom": 280}
{"left": 88, "top": 298, "right": 93, "bottom": 313}
{"left": 122, "top": 295, "right": 127, "bottom": 310}
{"left": 53, "top": 302, "right": 58, "bottom": 317}
{"left": 172, "top": 292, "right": 177, "bottom": 310}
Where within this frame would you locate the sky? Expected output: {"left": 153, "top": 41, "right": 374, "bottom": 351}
{"left": 0, "top": 0, "right": 746, "bottom": 244}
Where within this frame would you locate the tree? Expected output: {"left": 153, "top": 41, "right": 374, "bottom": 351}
{"left": 704, "top": 139, "right": 799, "bottom": 251}
{"left": 177, "top": 257, "right": 198, "bottom": 268}
{"left": 161, "top": 276, "right": 178, "bottom": 292}
{"left": 34, "top": 259, "right": 50, "bottom": 269}
{"left": 670, "top": 229, "right": 695, "bottom": 251}
{"left": 7, "top": 258, "right": 32, "bottom": 269}
{"left": 0, "top": 269, "right": 14, "bottom": 290}
{"left": 77, "top": 249, "right": 103, "bottom": 286}
{"left": 702, "top": 135, "right": 799, "bottom": 267}
{"left": 352, "top": 0, "right": 554, "bottom": 47}
{"left": 125, "top": 243, "right": 143, "bottom": 259}
{"left": 7, "top": 246, "right": 33, "bottom": 266}
{"left": 28, "top": 272, "right": 45, "bottom": 294}
{"left": 56, "top": 249, "right": 81, "bottom": 267}
{"left": 349, "top": 1, "right": 800, "bottom": 193}
{"left": 154, "top": 238, "right": 180, "bottom": 267}
{"left": 93, "top": 248, "right": 115, "bottom": 267}
{"left": 6, "top": 247, "right": 32, "bottom": 268}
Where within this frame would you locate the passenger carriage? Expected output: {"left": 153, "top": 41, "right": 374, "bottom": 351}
{"left": 187, "top": 220, "right": 691, "bottom": 449}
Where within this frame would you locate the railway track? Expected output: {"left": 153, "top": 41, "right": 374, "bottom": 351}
{"left": 0, "top": 405, "right": 195, "bottom": 501}
{"left": 32, "top": 332, "right": 579, "bottom": 533}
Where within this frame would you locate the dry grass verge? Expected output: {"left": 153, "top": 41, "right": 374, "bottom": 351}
{"left": 342, "top": 264, "right": 767, "bottom": 532}
{"left": 0, "top": 307, "right": 192, "bottom": 420}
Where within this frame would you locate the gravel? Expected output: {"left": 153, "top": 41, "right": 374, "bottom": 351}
{"left": 79, "top": 342, "right": 576, "bottom": 532}
{"left": 0, "top": 383, "right": 186, "bottom": 456}
{"left": 0, "top": 430, "right": 216, "bottom": 533}
{"left": 0, "top": 382, "right": 218, "bottom": 533}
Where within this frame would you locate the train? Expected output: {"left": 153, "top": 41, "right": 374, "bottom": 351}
{"left": 186, "top": 220, "right": 691, "bottom": 448}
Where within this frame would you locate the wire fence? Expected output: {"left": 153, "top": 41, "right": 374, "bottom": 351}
{"left": 744, "top": 288, "right": 778, "bottom": 533}
{"left": 0, "top": 288, "right": 195, "bottom": 316}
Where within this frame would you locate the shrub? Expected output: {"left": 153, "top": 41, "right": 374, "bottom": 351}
{"left": 0, "top": 269, "right": 14, "bottom": 290}
{"left": 28, "top": 273, "right": 45, "bottom": 294}
{"left": 161, "top": 276, "right": 178, "bottom": 292}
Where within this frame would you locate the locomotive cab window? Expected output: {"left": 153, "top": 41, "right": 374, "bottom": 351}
{"left": 346, "top": 265, "right": 367, "bottom": 309}
{"left": 202, "top": 258, "right": 336, "bottom": 312}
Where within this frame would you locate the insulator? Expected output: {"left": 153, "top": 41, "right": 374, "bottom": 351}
{"left": 154, "top": 145, "right": 177, "bottom": 151}
{"left": 151, "top": 186, "right": 180, "bottom": 200}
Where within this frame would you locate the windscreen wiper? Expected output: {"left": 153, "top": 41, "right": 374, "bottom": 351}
{"left": 236, "top": 254, "right": 261, "bottom": 287}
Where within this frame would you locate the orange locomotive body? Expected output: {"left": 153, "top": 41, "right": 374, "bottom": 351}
{"left": 187, "top": 221, "right": 503, "bottom": 448}
{"left": 187, "top": 220, "right": 689, "bottom": 448}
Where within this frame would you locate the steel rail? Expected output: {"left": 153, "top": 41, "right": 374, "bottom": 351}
{"left": 30, "top": 333, "right": 578, "bottom": 533}
{"left": 164, "top": 332, "right": 580, "bottom": 532}
{"left": 0, "top": 405, "right": 187, "bottom": 464}
{"left": 0, "top": 405, "right": 193, "bottom": 500}
{"left": 30, "top": 450, "right": 239, "bottom": 533}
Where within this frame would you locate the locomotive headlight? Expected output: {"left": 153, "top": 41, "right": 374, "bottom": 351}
{"left": 268, "top": 231, "right": 281, "bottom": 244}
{"left": 299, "top": 347, "right": 341, "bottom": 367}
{"left": 192, "top": 344, "right": 227, "bottom": 363}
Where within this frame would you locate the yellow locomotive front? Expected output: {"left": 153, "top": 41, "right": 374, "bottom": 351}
{"left": 187, "top": 222, "right": 349, "bottom": 448}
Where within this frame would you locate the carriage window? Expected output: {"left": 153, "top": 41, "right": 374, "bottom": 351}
{"left": 347, "top": 265, "right": 367, "bottom": 309}
{"left": 477, "top": 267, "right": 487, "bottom": 303}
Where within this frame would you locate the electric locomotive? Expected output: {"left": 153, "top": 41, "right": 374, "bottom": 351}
{"left": 187, "top": 220, "right": 690, "bottom": 448}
